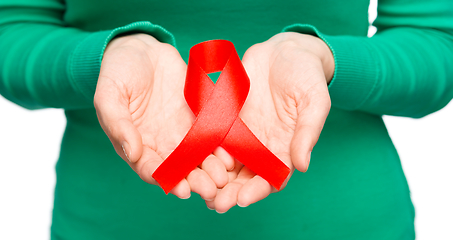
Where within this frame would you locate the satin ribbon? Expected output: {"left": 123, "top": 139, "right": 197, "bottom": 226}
{"left": 152, "top": 40, "right": 290, "bottom": 194}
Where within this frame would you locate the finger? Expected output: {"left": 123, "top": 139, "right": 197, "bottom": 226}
{"left": 94, "top": 85, "right": 143, "bottom": 164}
{"left": 237, "top": 175, "right": 273, "bottom": 208}
{"left": 205, "top": 199, "right": 215, "bottom": 210}
{"left": 233, "top": 157, "right": 293, "bottom": 208}
{"left": 114, "top": 118, "right": 143, "bottom": 164}
{"left": 272, "top": 152, "right": 295, "bottom": 191}
{"left": 205, "top": 189, "right": 220, "bottom": 210}
{"left": 227, "top": 168, "right": 239, "bottom": 183}
{"left": 213, "top": 146, "right": 235, "bottom": 171}
{"left": 214, "top": 182, "right": 242, "bottom": 214}
{"left": 186, "top": 168, "right": 217, "bottom": 201}
{"left": 129, "top": 147, "right": 161, "bottom": 184}
{"left": 130, "top": 147, "right": 191, "bottom": 198}
{"left": 169, "top": 179, "right": 191, "bottom": 199}
{"left": 214, "top": 166, "right": 254, "bottom": 213}
{"left": 291, "top": 82, "right": 330, "bottom": 172}
{"left": 199, "top": 155, "right": 229, "bottom": 188}
{"left": 227, "top": 159, "right": 243, "bottom": 183}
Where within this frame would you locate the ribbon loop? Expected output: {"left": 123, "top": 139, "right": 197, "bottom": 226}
{"left": 152, "top": 40, "right": 290, "bottom": 194}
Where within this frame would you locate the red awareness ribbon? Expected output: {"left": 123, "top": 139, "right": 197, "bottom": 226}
{"left": 152, "top": 40, "right": 290, "bottom": 194}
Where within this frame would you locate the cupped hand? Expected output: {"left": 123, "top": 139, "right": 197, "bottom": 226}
{"left": 94, "top": 34, "right": 229, "bottom": 200}
{"left": 207, "top": 32, "right": 333, "bottom": 213}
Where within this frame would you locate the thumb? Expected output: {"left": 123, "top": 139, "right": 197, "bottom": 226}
{"left": 94, "top": 83, "right": 143, "bottom": 164}
{"left": 290, "top": 86, "right": 330, "bottom": 172}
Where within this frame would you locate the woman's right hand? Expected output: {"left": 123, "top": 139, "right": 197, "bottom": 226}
{"left": 94, "top": 34, "right": 230, "bottom": 200}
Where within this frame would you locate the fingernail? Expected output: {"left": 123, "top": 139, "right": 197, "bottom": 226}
{"left": 122, "top": 141, "right": 131, "bottom": 163}
{"left": 180, "top": 193, "right": 191, "bottom": 200}
{"left": 207, "top": 206, "right": 214, "bottom": 210}
{"left": 216, "top": 210, "right": 225, "bottom": 214}
{"left": 237, "top": 202, "right": 248, "bottom": 208}
{"left": 205, "top": 198, "right": 215, "bottom": 202}
{"left": 305, "top": 151, "right": 311, "bottom": 172}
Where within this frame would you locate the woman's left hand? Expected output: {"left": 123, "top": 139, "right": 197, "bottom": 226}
{"left": 205, "top": 32, "right": 334, "bottom": 213}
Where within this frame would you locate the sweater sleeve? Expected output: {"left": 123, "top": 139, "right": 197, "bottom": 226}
{"left": 284, "top": 0, "right": 453, "bottom": 118}
{"left": 0, "top": 0, "right": 175, "bottom": 110}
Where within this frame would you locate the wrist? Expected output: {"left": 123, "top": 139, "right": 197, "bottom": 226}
{"left": 273, "top": 32, "right": 335, "bottom": 84}
{"left": 300, "top": 34, "right": 335, "bottom": 84}
{"left": 314, "top": 37, "right": 335, "bottom": 84}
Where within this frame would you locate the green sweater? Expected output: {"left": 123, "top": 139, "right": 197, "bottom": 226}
{"left": 1, "top": 0, "right": 452, "bottom": 239}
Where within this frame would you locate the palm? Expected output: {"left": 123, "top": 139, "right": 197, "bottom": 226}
{"left": 241, "top": 47, "right": 297, "bottom": 169}
{"left": 126, "top": 45, "right": 195, "bottom": 191}
{"left": 210, "top": 35, "right": 331, "bottom": 212}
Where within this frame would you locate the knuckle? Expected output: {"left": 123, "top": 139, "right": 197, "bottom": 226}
{"left": 106, "top": 123, "right": 121, "bottom": 141}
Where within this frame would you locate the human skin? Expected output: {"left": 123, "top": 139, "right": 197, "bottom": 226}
{"left": 94, "top": 32, "right": 334, "bottom": 210}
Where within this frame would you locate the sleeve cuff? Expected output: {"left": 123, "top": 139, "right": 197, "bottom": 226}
{"left": 69, "top": 21, "right": 176, "bottom": 102}
{"left": 283, "top": 24, "right": 379, "bottom": 111}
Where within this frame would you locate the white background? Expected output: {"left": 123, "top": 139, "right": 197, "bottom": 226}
{"left": 1, "top": 0, "right": 452, "bottom": 239}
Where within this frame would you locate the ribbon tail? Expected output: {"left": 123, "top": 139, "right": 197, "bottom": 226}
{"left": 221, "top": 118, "right": 291, "bottom": 190}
